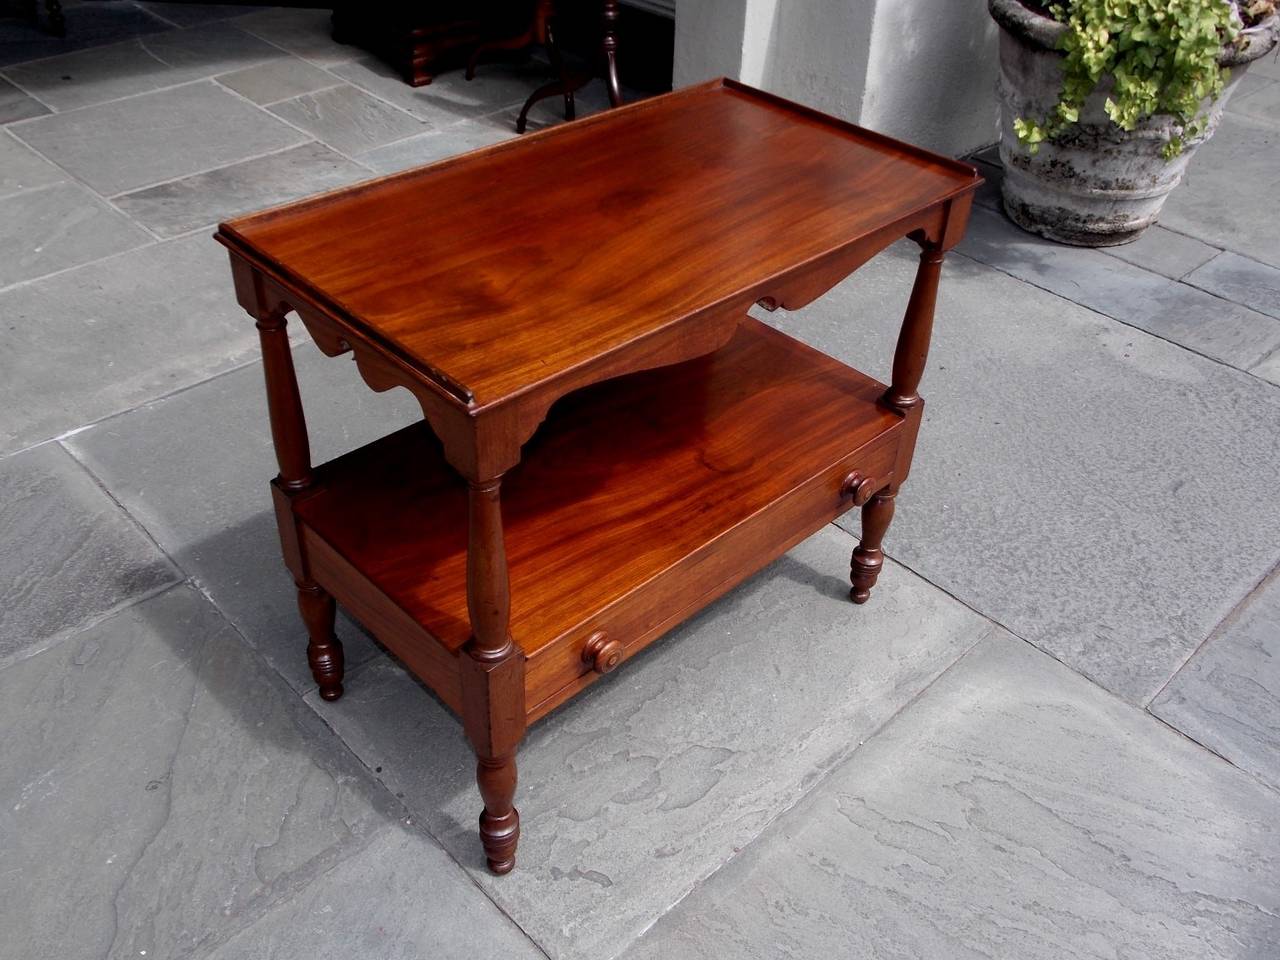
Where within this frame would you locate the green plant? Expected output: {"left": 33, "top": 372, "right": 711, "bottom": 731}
{"left": 1014, "top": 0, "right": 1245, "bottom": 159}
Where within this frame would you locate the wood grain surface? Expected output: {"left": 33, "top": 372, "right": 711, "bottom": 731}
{"left": 293, "top": 320, "right": 900, "bottom": 695}
{"left": 220, "top": 79, "right": 977, "bottom": 410}
{"left": 223, "top": 78, "right": 980, "bottom": 873}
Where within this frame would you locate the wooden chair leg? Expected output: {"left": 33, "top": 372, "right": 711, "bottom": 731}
{"left": 850, "top": 491, "right": 896, "bottom": 604}
{"left": 297, "top": 581, "right": 345, "bottom": 700}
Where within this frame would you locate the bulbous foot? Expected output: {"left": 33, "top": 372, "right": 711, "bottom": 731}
{"left": 297, "top": 581, "right": 345, "bottom": 701}
{"left": 480, "top": 808, "right": 520, "bottom": 874}
{"left": 476, "top": 754, "right": 520, "bottom": 874}
{"left": 849, "top": 492, "right": 896, "bottom": 605}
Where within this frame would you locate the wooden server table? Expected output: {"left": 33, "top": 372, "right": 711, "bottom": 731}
{"left": 216, "top": 79, "right": 980, "bottom": 875}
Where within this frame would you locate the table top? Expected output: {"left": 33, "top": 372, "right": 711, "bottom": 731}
{"left": 218, "top": 78, "right": 978, "bottom": 411}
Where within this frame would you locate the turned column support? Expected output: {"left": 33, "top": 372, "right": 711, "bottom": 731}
{"left": 852, "top": 242, "right": 944, "bottom": 605}
{"left": 256, "top": 308, "right": 347, "bottom": 699}
{"left": 465, "top": 478, "right": 516, "bottom": 664}
{"left": 256, "top": 309, "right": 312, "bottom": 491}
{"left": 884, "top": 244, "right": 945, "bottom": 414}
{"left": 460, "top": 476, "right": 526, "bottom": 875}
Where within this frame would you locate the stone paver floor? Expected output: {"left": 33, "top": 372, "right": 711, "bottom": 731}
{"left": 2, "top": 5, "right": 1278, "bottom": 958}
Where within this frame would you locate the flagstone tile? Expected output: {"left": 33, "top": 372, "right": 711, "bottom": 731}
{"left": 0, "top": 233, "right": 262, "bottom": 452}
{"left": 202, "top": 825, "right": 546, "bottom": 960}
{"left": 0, "top": 180, "right": 150, "bottom": 287}
{"left": 11, "top": 80, "right": 305, "bottom": 195}
{"left": 215, "top": 56, "right": 340, "bottom": 105}
{"left": 0, "top": 75, "right": 51, "bottom": 122}
{"left": 0, "top": 586, "right": 402, "bottom": 960}
{"left": 958, "top": 203, "right": 1280, "bottom": 371}
{"left": 0, "top": 442, "right": 177, "bottom": 663}
{"left": 1184, "top": 249, "right": 1280, "bottom": 321}
{"left": 0, "top": 130, "right": 63, "bottom": 198}
{"left": 1159, "top": 113, "right": 1280, "bottom": 269}
{"left": 1151, "top": 570, "right": 1280, "bottom": 793}
{"left": 65, "top": 340, "right": 423, "bottom": 694}
{"left": 0, "top": 0, "right": 172, "bottom": 68}
{"left": 115, "top": 140, "right": 370, "bottom": 237}
{"left": 307, "top": 528, "right": 991, "bottom": 960}
{"left": 765, "top": 241, "right": 1280, "bottom": 703}
{"left": 268, "top": 83, "right": 424, "bottom": 156}
{"left": 622, "top": 632, "right": 1280, "bottom": 960}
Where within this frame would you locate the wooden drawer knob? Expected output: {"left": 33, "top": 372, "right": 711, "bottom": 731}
{"left": 841, "top": 471, "right": 878, "bottom": 507}
{"left": 582, "top": 631, "right": 624, "bottom": 674}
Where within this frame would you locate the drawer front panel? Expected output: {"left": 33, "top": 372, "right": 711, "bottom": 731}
{"left": 525, "top": 430, "right": 900, "bottom": 720}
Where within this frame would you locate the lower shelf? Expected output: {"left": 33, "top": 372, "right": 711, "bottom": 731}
{"left": 293, "top": 318, "right": 904, "bottom": 719}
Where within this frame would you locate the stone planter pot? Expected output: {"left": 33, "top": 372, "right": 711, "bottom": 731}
{"left": 989, "top": 0, "right": 1280, "bottom": 246}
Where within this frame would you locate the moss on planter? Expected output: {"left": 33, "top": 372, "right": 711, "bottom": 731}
{"left": 988, "top": 0, "right": 1279, "bottom": 245}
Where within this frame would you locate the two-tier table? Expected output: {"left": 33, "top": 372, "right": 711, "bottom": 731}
{"left": 216, "top": 78, "right": 980, "bottom": 875}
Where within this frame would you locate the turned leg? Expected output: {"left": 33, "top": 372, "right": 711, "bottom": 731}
{"left": 849, "top": 242, "right": 944, "bottom": 604}
{"left": 296, "top": 581, "right": 345, "bottom": 700}
{"left": 850, "top": 491, "right": 895, "bottom": 604}
{"left": 601, "top": 0, "right": 622, "bottom": 107}
{"left": 885, "top": 244, "right": 944, "bottom": 413}
{"left": 255, "top": 308, "right": 345, "bottom": 700}
{"left": 461, "top": 477, "right": 526, "bottom": 874}
{"left": 476, "top": 753, "right": 519, "bottom": 873}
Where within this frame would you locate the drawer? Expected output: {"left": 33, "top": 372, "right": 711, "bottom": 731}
{"left": 523, "top": 430, "right": 901, "bottom": 721}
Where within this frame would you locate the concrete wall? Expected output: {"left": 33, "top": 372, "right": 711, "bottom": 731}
{"left": 860, "top": 0, "right": 999, "bottom": 155}
{"left": 673, "top": 0, "right": 1000, "bottom": 158}
{"left": 673, "top": 0, "right": 752, "bottom": 82}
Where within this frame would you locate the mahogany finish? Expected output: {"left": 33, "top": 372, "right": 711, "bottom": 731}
{"left": 216, "top": 79, "right": 979, "bottom": 874}
{"left": 290, "top": 320, "right": 904, "bottom": 714}
{"left": 297, "top": 581, "right": 345, "bottom": 700}
{"left": 219, "top": 80, "right": 977, "bottom": 479}
{"left": 850, "top": 492, "right": 896, "bottom": 605}
{"left": 582, "top": 631, "right": 623, "bottom": 674}
{"left": 254, "top": 310, "right": 311, "bottom": 491}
